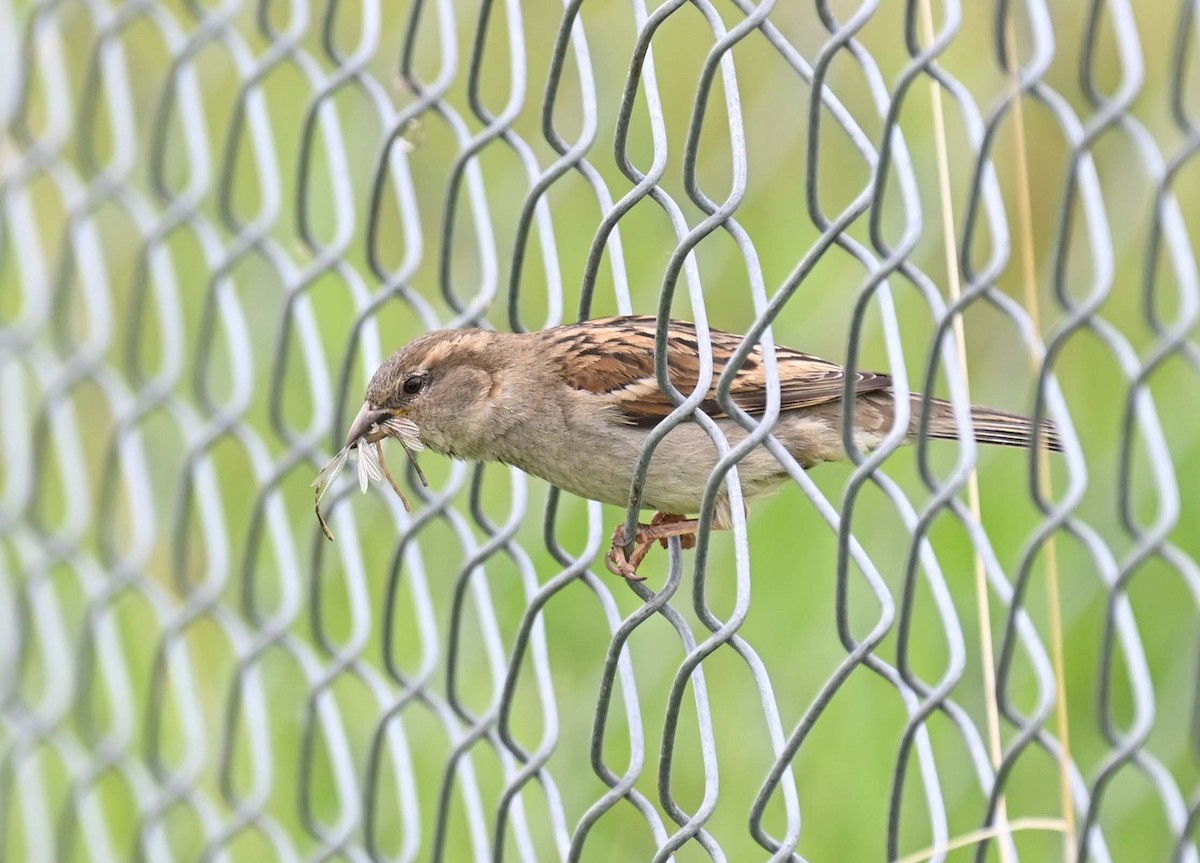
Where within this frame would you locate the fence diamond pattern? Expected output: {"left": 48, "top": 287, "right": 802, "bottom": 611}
{"left": 2, "top": 0, "right": 1199, "bottom": 861}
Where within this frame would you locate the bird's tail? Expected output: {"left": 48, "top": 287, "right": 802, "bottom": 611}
{"left": 917, "top": 397, "right": 1063, "bottom": 453}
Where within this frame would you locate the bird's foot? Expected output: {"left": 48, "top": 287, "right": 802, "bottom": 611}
{"left": 604, "top": 513, "right": 700, "bottom": 581}
{"left": 647, "top": 512, "right": 699, "bottom": 549}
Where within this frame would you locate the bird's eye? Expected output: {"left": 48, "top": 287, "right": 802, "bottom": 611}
{"left": 402, "top": 375, "right": 425, "bottom": 395}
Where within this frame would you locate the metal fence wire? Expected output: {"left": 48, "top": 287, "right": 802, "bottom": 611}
{"left": 3, "top": 0, "right": 1200, "bottom": 860}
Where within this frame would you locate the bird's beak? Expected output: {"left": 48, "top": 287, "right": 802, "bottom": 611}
{"left": 345, "top": 403, "right": 394, "bottom": 448}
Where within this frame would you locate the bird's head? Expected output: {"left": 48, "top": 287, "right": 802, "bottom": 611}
{"left": 344, "top": 328, "right": 522, "bottom": 460}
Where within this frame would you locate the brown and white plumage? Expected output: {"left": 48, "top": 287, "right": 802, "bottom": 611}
{"left": 549, "top": 318, "right": 895, "bottom": 426}
{"left": 345, "top": 316, "right": 1060, "bottom": 578}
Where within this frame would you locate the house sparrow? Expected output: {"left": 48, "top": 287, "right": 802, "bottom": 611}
{"left": 343, "top": 316, "right": 1061, "bottom": 580}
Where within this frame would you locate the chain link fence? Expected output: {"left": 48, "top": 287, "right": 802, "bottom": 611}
{"left": 3, "top": 0, "right": 1200, "bottom": 860}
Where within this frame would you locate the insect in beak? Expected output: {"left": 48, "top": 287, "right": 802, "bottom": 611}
{"left": 312, "top": 407, "right": 427, "bottom": 542}
{"left": 345, "top": 403, "right": 394, "bottom": 448}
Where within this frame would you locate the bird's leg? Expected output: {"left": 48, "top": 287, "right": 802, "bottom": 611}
{"left": 604, "top": 512, "right": 701, "bottom": 581}
{"left": 646, "top": 511, "right": 699, "bottom": 549}
{"left": 605, "top": 523, "right": 651, "bottom": 581}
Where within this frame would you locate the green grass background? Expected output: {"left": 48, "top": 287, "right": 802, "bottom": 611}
{"left": 3, "top": 0, "right": 1200, "bottom": 860}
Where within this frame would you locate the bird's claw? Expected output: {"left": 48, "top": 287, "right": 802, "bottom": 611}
{"left": 605, "top": 524, "right": 650, "bottom": 581}
{"left": 604, "top": 514, "right": 699, "bottom": 581}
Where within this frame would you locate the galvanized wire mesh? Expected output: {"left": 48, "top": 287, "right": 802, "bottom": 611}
{"left": 2, "top": 0, "right": 1199, "bottom": 860}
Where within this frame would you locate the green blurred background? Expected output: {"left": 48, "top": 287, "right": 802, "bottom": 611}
{"left": 2, "top": 0, "right": 1199, "bottom": 860}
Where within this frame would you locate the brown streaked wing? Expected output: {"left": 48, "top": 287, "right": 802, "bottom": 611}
{"left": 552, "top": 316, "right": 893, "bottom": 427}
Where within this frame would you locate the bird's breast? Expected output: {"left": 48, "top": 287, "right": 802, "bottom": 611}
{"left": 494, "top": 405, "right": 791, "bottom": 517}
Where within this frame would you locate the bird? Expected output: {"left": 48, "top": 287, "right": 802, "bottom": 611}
{"left": 343, "top": 316, "right": 1061, "bottom": 580}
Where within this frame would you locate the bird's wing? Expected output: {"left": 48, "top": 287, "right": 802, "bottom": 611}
{"left": 551, "top": 316, "right": 893, "bottom": 428}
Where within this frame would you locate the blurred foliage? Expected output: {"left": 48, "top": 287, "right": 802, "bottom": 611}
{"left": 3, "top": 0, "right": 1200, "bottom": 861}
